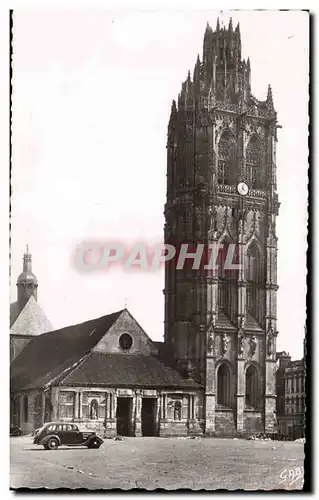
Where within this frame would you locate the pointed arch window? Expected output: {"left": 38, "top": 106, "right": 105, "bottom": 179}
{"left": 218, "top": 132, "right": 236, "bottom": 185}
{"left": 246, "top": 136, "right": 263, "bottom": 189}
{"left": 217, "top": 363, "right": 231, "bottom": 408}
{"left": 217, "top": 238, "right": 237, "bottom": 317}
{"left": 246, "top": 241, "right": 263, "bottom": 320}
{"left": 245, "top": 365, "right": 259, "bottom": 409}
{"left": 246, "top": 241, "right": 262, "bottom": 284}
{"left": 218, "top": 238, "right": 231, "bottom": 280}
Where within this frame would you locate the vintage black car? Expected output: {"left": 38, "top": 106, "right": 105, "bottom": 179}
{"left": 33, "top": 422, "right": 104, "bottom": 450}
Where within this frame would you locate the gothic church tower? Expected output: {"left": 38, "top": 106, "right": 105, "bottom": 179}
{"left": 164, "top": 19, "right": 280, "bottom": 435}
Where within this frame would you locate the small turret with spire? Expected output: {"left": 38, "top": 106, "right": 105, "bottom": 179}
{"left": 17, "top": 246, "right": 38, "bottom": 312}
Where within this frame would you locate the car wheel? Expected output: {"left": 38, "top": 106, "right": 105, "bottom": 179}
{"left": 88, "top": 439, "right": 100, "bottom": 449}
{"left": 47, "top": 437, "right": 59, "bottom": 450}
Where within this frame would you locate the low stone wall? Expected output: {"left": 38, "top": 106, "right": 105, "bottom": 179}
{"left": 159, "top": 420, "right": 189, "bottom": 437}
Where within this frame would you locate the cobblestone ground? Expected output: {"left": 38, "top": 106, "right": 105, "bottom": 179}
{"left": 10, "top": 436, "right": 305, "bottom": 491}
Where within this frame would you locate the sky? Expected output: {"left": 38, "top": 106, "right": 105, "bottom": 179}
{"left": 10, "top": 9, "right": 309, "bottom": 360}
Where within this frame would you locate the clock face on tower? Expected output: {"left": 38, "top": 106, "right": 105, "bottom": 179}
{"left": 237, "top": 182, "right": 249, "bottom": 196}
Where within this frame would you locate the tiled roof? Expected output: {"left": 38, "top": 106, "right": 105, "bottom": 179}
{"left": 59, "top": 352, "right": 201, "bottom": 389}
{"left": 10, "top": 309, "right": 124, "bottom": 391}
{"left": 10, "top": 295, "right": 53, "bottom": 335}
{"left": 10, "top": 302, "right": 20, "bottom": 327}
{"left": 11, "top": 308, "right": 201, "bottom": 392}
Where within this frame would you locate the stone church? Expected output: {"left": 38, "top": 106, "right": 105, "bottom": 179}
{"left": 10, "top": 18, "right": 280, "bottom": 437}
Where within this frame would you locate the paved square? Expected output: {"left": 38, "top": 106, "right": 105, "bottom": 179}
{"left": 11, "top": 436, "right": 304, "bottom": 490}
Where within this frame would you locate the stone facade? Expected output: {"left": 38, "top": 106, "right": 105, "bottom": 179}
{"left": 11, "top": 386, "right": 204, "bottom": 438}
{"left": 164, "top": 18, "right": 280, "bottom": 436}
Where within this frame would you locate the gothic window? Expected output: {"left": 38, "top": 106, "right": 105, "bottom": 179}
{"left": 218, "top": 132, "right": 236, "bottom": 185}
{"left": 246, "top": 136, "right": 263, "bottom": 189}
{"left": 246, "top": 241, "right": 262, "bottom": 284}
{"left": 23, "top": 395, "right": 28, "bottom": 423}
{"left": 245, "top": 365, "right": 259, "bottom": 409}
{"left": 90, "top": 399, "right": 99, "bottom": 420}
{"left": 217, "top": 363, "right": 231, "bottom": 408}
{"left": 246, "top": 242, "right": 263, "bottom": 320}
{"left": 218, "top": 239, "right": 229, "bottom": 280}
{"left": 173, "top": 401, "right": 182, "bottom": 421}
{"left": 218, "top": 238, "right": 237, "bottom": 317}
{"left": 218, "top": 238, "right": 239, "bottom": 281}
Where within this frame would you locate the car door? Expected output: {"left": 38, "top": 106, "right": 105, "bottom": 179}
{"left": 67, "top": 424, "right": 83, "bottom": 444}
{"left": 57, "top": 424, "right": 68, "bottom": 444}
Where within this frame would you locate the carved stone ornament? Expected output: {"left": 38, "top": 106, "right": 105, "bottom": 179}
{"left": 207, "top": 205, "right": 217, "bottom": 233}
{"left": 207, "top": 331, "right": 214, "bottom": 355}
{"left": 250, "top": 335, "right": 257, "bottom": 356}
{"left": 268, "top": 217, "right": 276, "bottom": 237}
{"left": 267, "top": 332, "right": 275, "bottom": 357}
{"left": 238, "top": 316, "right": 246, "bottom": 330}
{"left": 187, "top": 361, "right": 197, "bottom": 379}
{"left": 237, "top": 208, "right": 248, "bottom": 234}
{"left": 267, "top": 321, "right": 276, "bottom": 357}
{"left": 221, "top": 333, "right": 230, "bottom": 356}
{"left": 208, "top": 313, "right": 216, "bottom": 331}
{"left": 198, "top": 114, "right": 209, "bottom": 127}
{"left": 238, "top": 332, "right": 245, "bottom": 357}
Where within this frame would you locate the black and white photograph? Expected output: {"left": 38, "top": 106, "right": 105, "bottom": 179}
{"left": 8, "top": 5, "right": 309, "bottom": 491}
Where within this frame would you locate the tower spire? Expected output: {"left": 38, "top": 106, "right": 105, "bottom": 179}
{"left": 23, "top": 246, "right": 32, "bottom": 274}
{"left": 266, "top": 84, "right": 274, "bottom": 109}
{"left": 17, "top": 247, "right": 38, "bottom": 312}
{"left": 193, "top": 54, "right": 201, "bottom": 81}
